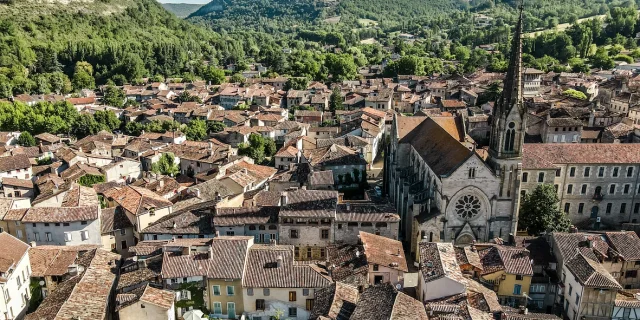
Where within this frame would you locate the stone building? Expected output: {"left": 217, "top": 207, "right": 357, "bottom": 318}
{"left": 522, "top": 143, "right": 640, "bottom": 228}
{"left": 385, "top": 10, "right": 525, "bottom": 252}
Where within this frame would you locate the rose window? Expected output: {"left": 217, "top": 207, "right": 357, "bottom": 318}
{"left": 455, "top": 195, "right": 481, "bottom": 220}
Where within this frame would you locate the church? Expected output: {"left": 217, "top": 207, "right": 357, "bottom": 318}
{"left": 384, "top": 9, "right": 527, "bottom": 258}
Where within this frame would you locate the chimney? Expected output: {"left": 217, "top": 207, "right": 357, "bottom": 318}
{"left": 276, "top": 255, "right": 283, "bottom": 268}
{"left": 519, "top": 306, "right": 528, "bottom": 315}
{"left": 215, "top": 191, "right": 221, "bottom": 201}
{"left": 30, "top": 241, "right": 36, "bottom": 247}
{"left": 281, "top": 192, "right": 288, "bottom": 206}
{"left": 508, "top": 233, "right": 515, "bottom": 245}
{"left": 208, "top": 246, "right": 214, "bottom": 259}
{"left": 172, "top": 221, "right": 177, "bottom": 229}
{"left": 346, "top": 203, "right": 351, "bottom": 211}
{"left": 158, "top": 179, "right": 164, "bottom": 190}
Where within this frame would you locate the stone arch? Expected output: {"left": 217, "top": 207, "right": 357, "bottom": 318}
{"left": 447, "top": 186, "right": 492, "bottom": 223}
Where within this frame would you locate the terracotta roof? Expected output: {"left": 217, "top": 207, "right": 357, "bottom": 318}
{"left": 310, "top": 282, "right": 359, "bottom": 320}
{"left": 104, "top": 185, "right": 172, "bottom": 215}
{"left": 566, "top": 252, "right": 621, "bottom": 289}
{"left": 242, "top": 245, "right": 331, "bottom": 288}
{"left": 335, "top": 203, "right": 400, "bottom": 222}
{"left": 22, "top": 206, "right": 99, "bottom": 223}
{"left": 478, "top": 246, "right": 533, "bottom": 276}
{"left": 214, "top": 207, "right": 279, "bottom": 226}
{"left": 161, "top": 237, "right": 251, "bottom": 279}
{"left": 441, "top": 100, "right": 467, "bottom": 108}
{"left": 100, "top": 207, "right": 133, "bottom": 234}
{"left": 309, "top": 170, "right": 334, "bottom": 186}
{"left": 35, "top": 133, "right": 62, "bottom": 143}
{"left": 454, "top": 246, "right": 484, "bottom": 271}
{"left": 523, "top": 143, "right": 640, "bottom": 166}
{"left": 141, "top": 210, "right": 212, "bottom": 235}
{"left": 275, "top": 145, "right": 299, "bottom": 158}
{"left": 349, "top": 284, "right": 397, "bottom": 320}
{"left": 29, "top": 246, "right": 97, "bottom": 277}
{"left": 615, "top": 290, "right": 640, "bottom": 308}
{"left": 139, "top": 285, "right": 174, "bottom": 310}
{"left": 399, "top": 117, "right": 472, "bottom": 177}
{"left": 0, "top": 154, "right": 30, "bottom": 172}
{"left": 605, "top": 231, "right": 640, "bottom": 261}
{"left": 360, "top": 231, "right": 408, "bottom": 272}
{"left": 0, "top": 232, "right": 29, "bottom": 272}
{"left": 419, "top": 242, "right": 467, "bottom": 284}
{"left": 391, "top": 290, "right": 430, "bottom": 320}
{"left": 2, "top": 177, "right": 34, "bottom": 189}
{"left": 280, "top": 189, "right": 338, "bottom": 218}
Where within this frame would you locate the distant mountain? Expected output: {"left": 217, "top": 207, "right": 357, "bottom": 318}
{"left": 161, "top": 3, "right": 204, "bottom": 18}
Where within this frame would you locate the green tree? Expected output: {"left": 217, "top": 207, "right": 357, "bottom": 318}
{"left": 124, "top": 121, "right": 144, "bottom": 136}
{"left": 519, "top": 184, "right": 571, "bottom": 235}
{"left": 17, "top": 132, "right": 36, "bottom": 147}
{"left": 184, "top": 119, "right": 207, "bottom": 141}
{"left": 94, "top": 110, "right": 121, "bottom": 132}
{"left": 207, "top": 121, "right": 226, "bottom": 133}
{"left": 72, "top": 113, "right": 101, "bottom": 138}
{"left": 329, "top": 87, "right": 344, "bottom": 112}
{"left": 238, "top": 133, "right": 271, "bottom": 163}
{"left": 230, "top": 73, "right": 245, "bottom": 84}
{"left": 591, "top": 48, "right": 615, "bottom": 70}
{"left": 72, "top": 61, "right": 95, "bottom": 91}
{"left": 78, "top": 174, "right": 106, "bottom": 187}
{"left": 563, "top": 89, "right": 588, "bottom": 100}
{"left": 152, "top": 153, "right": 180, "bottom": 177}
{"left": 103, "top": 86, "right": 126, "bottom": 108}
{"left": 284, "top": 77, "right": 309, "bottom": 90}
{"left": 178, "top": 91, "right": 202, "bottom": 103}
{"left": 264, "top": 138, "right": 276, "bottom": 157}
{"left": 203, "top": 66, "right": 226, "bottom": 85}
{"left": 324, "top": 54, "right": 357, "bottom": 82}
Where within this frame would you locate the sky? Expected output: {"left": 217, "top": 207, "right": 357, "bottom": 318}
{"left": 157, "top": 0, "right": 210, "bottom": 3}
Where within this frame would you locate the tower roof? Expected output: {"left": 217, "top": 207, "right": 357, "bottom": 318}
{"left": 496, "top": 3, "right": 524, "bottom": 118}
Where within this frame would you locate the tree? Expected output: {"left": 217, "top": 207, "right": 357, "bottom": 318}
{"left": 178, "top": 91, "right": 202, "bottom": 104}
{"left": 103, "top": 86, "right": 126, "bottom": 108}
{"left": 230, "top": 73, "right": 245, "bottom": 84}
{"left": 264, "top": 138, "right": 276, "bottom": 157}
{"left": 519, "top": 184, "right": 571, "bottom": 235}
{"left": 72, "top": 113, "right": 101, "bottom": 138}
{"left": 324, "top": 54, "right": 357, "bottom": 82}
{"left": 17, "top": 132, "right": 36, "bottom": 147}
{"left": 72, "top": 61, "right": 95, "bottom": 91}
{"left": 124, "top": 121, "right": 144, "bottom": 136}
{"left": 329, "top": 87, "right": 344, "bottom": 112}
{"left": 563, "top": 89, "right": 588, "bottom": 100}
{"left": 184, "top": 119, "right": 207, "bottom": 141}
{"left": 208, "top": 121, "right": 226, "bottom": 133}
{"left": 152, "top": 153, "right": 180, "bottom": 177}
{"left": 203, "top": 66, "right": 226, "bottom": 85}
{"left": 591, "top": 48, "right": 615, "bottom": 69}
{"left": 78, "top": 174, "right": 105, "bottom": 187}
{"left": 284, "top": 77, "right": 308, "bottom": 91}
{"left": 238, "top": 133, "right": 273, "bottom": 163}
{"left": 94, "top": 110, "right": 121, "bottom": 132}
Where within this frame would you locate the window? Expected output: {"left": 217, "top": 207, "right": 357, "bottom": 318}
{"left": 625, "top": 184, "right": 631, "bottom": 194}
{"left": 306, "top": 248, "right": 312, "bottom": 259}
{"left": 568, "top": 284, "right": 573, "bottom": 296}
{"left": 538, "top": 172, "right": 544, "bottom": 182}
{"left": 288, "top": 307, "right": 297, "bottom": 318}
{"left": 555, "top": 169, "right": 561, "bottom": 177}
{"left": 584, "top": 167, "right": 590, "bottom": 177}
{"left": 248, "top": 225, "right": 256, "bottom": 230}
{"left": 16, "top": 277, "right": 21, "bottom": 288}
{"left": 81, "top": 231, "right": 89, "bottom": 241}
{"left": 294, "top": 247, "right": 299, "bottom": 258}
{"left": 522, "top": 172, "right": 528, "bottom": 182}
{"left": 578, "top": 203, "right": 584, "bottom": 214}
{"left": 80, "top": 221, "right": 87, "bottom": 225}
{"left": 4, "top": 289, "right": 8, "bottom": 303}
{"left": 613, "top": 167, "right": 620, "bottom": 177}
{"left": 607, "top": 203, "right": 613, "bottom": 214}
{"left": 256, "top": 299, "right": 265, "bottom": 311}
{"left": 213, "top": 302, "right": 222, "bottom": 314}
{"left": 373, "top": 264, "right": 379, "bottom": 271}
{"left": 610, "top": 184, "right": 616, "bottom": 194}
{"left": 120, "top": 229, "right": 126, "bottom": 235}
{"left": 598, "top": 167, "right": 605, "bottom": 177}
{"left": 567, "top": 184, "right": 573, "bottom": 194}
{"left": 575, "top": 293, "right": 580, "bottom": 304}
{"left": 63, "top": 223, "right": 69, "bottom": 227}
{"left": 306, "top": 299, "right": 314, "bottom": 311}
{"left": 320, "top": 229, "right": 329, "bottom": 239}
{"left": 513, "top": 284, "right": 521, "bottom": 295}
{"left": 564, "top": 203, "right": 570, "bottom": 213}
{"left": 226, "top": 231, "right": 234, "bottom": 236}
{"left": 530, "top": 284, "right": 546, "bottom": 293}
{"left": 515, "top": 275, "right": 523, "bottom": 281}
{"left": 289, "top": 291, "right": 297, "bottom": 301}
{"left": 227, "top": 286, "right": 234, "bottom": 296}
{"left": 247, "top": 288, "right": 253, "bottom": 296}
{"left": 33, "top": 233, "right": 40, "bottom": 241}
{"left": 320, "top": 248, "right": 326, "bottom": 258}
{"left": 621, "top": 203, "right": 627, "bottom": 214}
{"left": 44, "top": 223, "right": 49, "bottom": 227}
{"left": 303, "top": 289, "right": 309, "bottom": 296}
{"left": 45, "top": 232, "right": 52, "bottom": 242}
{"left": 213, "top": 285, "right": 221, "bottom": 296}
{"left": 64, "top": 232, "right": 72, "bottom": 242}
{"left": 290, "top": 230, "right": 298, "bottom": 239}
{"left": 581, "top": 184, "right": 587, "bottom": 194}
{"left": 626, "top": 270, "right": 638, "bottom": 278}
{"left": 628, "top": 167, "right": 634, "bottom": 177}
{"left": 569, "top": 167, "right": 576, "bottom": 177}
{"left": 635, "top": 203, "right": 640, "bottom": 214}
{"left": 263, "top": 288, "right": 270, "bottom": 296}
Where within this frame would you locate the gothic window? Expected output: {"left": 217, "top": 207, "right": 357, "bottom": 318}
{"left": 455, "top": 195, "right": 481, "bottom": 220}
{"left": 504, "top": 122, "right": 516, "bottom": 152}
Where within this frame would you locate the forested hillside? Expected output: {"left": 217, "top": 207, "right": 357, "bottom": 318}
{"left": 161, "top": 3, "right": 204, "bottom": 18}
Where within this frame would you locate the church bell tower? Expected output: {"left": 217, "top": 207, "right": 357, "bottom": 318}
{"left": 488, "top": 3, "right": 527, "bottom": 235}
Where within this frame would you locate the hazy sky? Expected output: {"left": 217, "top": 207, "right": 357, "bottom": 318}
{"left": 158, "top": 0, "right": 210, "bottom": 3}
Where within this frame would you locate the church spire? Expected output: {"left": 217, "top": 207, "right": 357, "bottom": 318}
{"left": 489, "top": 2, "right": 526, "bottom": 159}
